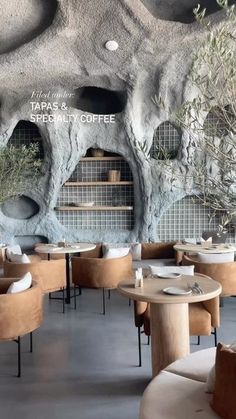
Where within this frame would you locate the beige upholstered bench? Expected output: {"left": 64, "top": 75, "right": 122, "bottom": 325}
{"left": 139, "top": 348, "right": 220, "bottom": 419}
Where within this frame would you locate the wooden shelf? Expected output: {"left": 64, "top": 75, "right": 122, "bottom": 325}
{"left": 64, "top": 181, "right": 133, "bottom": 186}
{"left": 55, "top": 206, "right": 133, "bottom": 211}
{"left": 81, "top": 157, "right": 124, "bottom": 161}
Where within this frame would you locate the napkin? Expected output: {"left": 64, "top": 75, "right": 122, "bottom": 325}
{"left": 200, "top": 237, "right": 212, "bottom": 246}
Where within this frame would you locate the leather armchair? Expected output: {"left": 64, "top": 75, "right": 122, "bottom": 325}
{"left": 3, "top": 259, "right": 66, "bottom": 311}
{"left": 183, "top": 254, "right": 236, "bottom": 297}
{"left": 134, "top": 273, "right": 220, "bottom": 366}
{"left": 71, "top": 253, "right": 132, "bottom": 314}
{"left": 0, "top": 279, "right": 43, "bottom": 376}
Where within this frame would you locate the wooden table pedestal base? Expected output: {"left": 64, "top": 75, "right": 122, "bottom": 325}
{"left": 150, "top": 302, "right": 190, "bottom": 377}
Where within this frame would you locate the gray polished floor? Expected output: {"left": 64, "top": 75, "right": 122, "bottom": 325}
{"left": 0, "top": 290, "right": 235, "bottom": 419}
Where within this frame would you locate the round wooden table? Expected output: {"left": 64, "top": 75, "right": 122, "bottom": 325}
{"left": 118, "top": 275, "right": 221, "bottom": 377}
{"left": 35, "top": 243, "right": 96, "bottom": 304}
{"left": 174, "top": 243, "right": 236, "bottom": 254}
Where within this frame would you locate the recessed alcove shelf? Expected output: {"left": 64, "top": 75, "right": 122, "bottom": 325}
{"left": 56, "top": 206, "right": 133, "bottom": 211}
{"left": 64, "top": 181, "right": 133, "bottom": 186}
{"left": 8, "top": 120, "right": 44, "bottom": 159}
{"left": 55, "top": 150, "right": 135, "bottom": 231}
{"left": 151, "top": 121, "right": 180, "bottom": 160}
{"left": 72, "top": 87, "right": 127, "bottom": 114}
{"left": 141, "top": 0, "right": 231, "bottom": 23}
{"left": 157, "top": 196, "right": 236, "bottom": 243}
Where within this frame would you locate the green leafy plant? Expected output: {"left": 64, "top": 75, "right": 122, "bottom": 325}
{"left": 153, "top": 0, "right": 236, "bottom": 234}
{"left": 0, "top": 144, "right": 42, "bottom": 204}
{"left": 153, "top": 146, "right": 178, "bottom": 160}
{"left": 135, "top": 139, "right": 150, "bottom": 160}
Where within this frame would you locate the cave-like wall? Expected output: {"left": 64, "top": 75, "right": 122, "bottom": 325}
{"left": 0, "top": 0, "right": 232, "bottom": 245}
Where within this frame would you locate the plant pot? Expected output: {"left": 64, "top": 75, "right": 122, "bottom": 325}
{"left": 91, "top": 148, "right": 104, "bottom": 157}
{"left": 108, "top": 170, "right": 121, "bottom": 182}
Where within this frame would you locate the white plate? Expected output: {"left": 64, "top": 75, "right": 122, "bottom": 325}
{"left": 157, "top": 273, "right": 182, "bottom": 279}
{"left": 163, "top": 287, "right": 192, "bottom": 296}
{"left": 66, "top": 244, "right": 81, "bottom": 249}
{"left": 43, "top": 244, "right": 58, "bottom": 247}
{"left": 77, "top": 202, "right": 94, "bottom": 207}
{"left": 51, "top": 247, "right": 64, "bottom": 252}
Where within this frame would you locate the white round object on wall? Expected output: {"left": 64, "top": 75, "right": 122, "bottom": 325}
{"left": 105, "top": 40, "right": 119, "bottom": 51}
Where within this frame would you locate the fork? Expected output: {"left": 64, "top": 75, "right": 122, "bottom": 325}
{"left": 194, "top": 282, "right": 204, "bottom": 294}
{"left": 188, "top": 282, "right": 204, "bottom": 294}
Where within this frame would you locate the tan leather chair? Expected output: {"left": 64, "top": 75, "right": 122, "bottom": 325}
{"left": 0, "top": 279, "right": 43, "bottom": 376}
{"left": 3, "top": 258, "right": 66, "bottom": 312}
{"left": 71, "top": 253, "right": 132, "bottom": 314}
{"left": 183, "top": 254, "right": 236, "bottom": 297}
{"left": 134, "top": 273, "right": 220, "bottom": 366}
{"left": 0, "top": 247, "right": 6, "bottom": 267}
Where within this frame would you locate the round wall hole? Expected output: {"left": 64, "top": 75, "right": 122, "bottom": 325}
{"left": 1, "top": 195, "right": 40, "bottom": 220}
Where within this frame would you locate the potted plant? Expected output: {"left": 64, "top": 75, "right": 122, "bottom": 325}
{"left": 151, "top": 0, "right": 236, "bottom": 233}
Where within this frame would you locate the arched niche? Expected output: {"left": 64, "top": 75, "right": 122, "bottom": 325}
{"left": 73, "top": 87, "right": 127, "bottom": 114}
{"left": 55, "top": 150, "right": 135, "bottom": 232}
{"left": 151, "top": 121, "right": 180, "bottom": 160}
{"left": 8, "top": 120, "right": 44, "bottom": 159}
{"left": 157, "top": 195, "right": 235, "bottom": 242}
{"left": 0, "top": 0, "right": 58, "bottom": 54}
{"left": 140, "top": 0, "right": 234, "bottom": 23}
{"left": 1, "top": 195, "right": 39, "bottom": 220}
{"left": 203, "top": 106, "right": 232, "bottom": 138}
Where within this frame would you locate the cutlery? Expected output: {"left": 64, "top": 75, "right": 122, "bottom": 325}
{"left": 188, "top": 282, "right": 204, "bottom": 294}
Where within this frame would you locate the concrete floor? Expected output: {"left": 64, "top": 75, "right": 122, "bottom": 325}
{"left": 0, "top": 290, "right": 235, "bottom": 419}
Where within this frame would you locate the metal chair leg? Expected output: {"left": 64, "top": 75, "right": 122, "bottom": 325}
{"left": 213, "top": 328, "right": 217, "bottom": 347}
{"left": 102, "top": 288, "right": 106, "bottom": 315}
{"left": 147, "top": 335, "right": 150, "bottom": 345}
{"left": 30, "top": 332, "right": 33, "bottom": 353}
{"left": 17, "top": 336, "right": 21, "bottom": 378}
{"left": 62, "top": 288, "right": 65, "bottom": 313}
{"left": 138, "top": 327, "right": 142, "bottom": 367}
{"left": 74, "top": 285, "right": 77, "bottom": 310}
{"left": 197, "top": 336, "right": 200, "bottom": 345}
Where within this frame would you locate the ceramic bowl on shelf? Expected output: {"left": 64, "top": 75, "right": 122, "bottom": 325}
{"left": 77, "top": 202, "right": 95, "bottom": 207}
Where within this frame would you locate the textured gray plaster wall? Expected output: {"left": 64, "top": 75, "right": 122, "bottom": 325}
{"left": 0, "top": 0, "right": 232, "bottom": 244}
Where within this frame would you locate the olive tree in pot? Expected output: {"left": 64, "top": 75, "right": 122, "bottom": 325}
{"left": 152, "top": 0, "right": 236, "bottom": 239}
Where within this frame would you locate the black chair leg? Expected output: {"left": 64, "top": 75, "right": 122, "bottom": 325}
{"left": 102, "top": 288, "right": 106, "bottom": 315}
{"left": 138, "top": 327, "right": 142, "bottom": 367}
{"left": 214, "top": 328, "right": 217, "bottom": 347}
{"left": 197, "top": 336, "right": 200, "bottom": 345}
{"left": 17, "top": 336, "right": 21, "bottom": 378}
{"left": 74, "top": 285, "right": 77, "bottom": 310}
{"left": 30, "top": 332, "right": 33, "bottom": 353}
{"left": 62, "top": 288, "right": 65, "bottom": 313}
{"left": 147, "top": 335, "right": 150, "bottom": 346}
